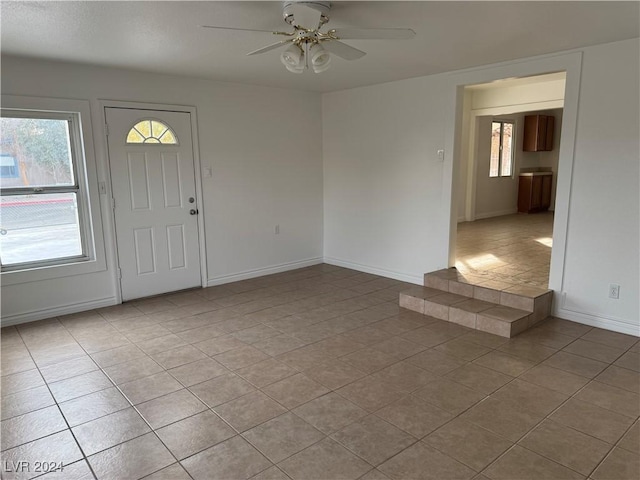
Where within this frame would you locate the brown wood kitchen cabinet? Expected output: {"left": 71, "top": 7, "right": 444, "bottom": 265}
{"left": 518, "top": 173, "right": 552, "bottom": 213}
{"left": 523, "top": 115, "right": 554, "bottom": 151}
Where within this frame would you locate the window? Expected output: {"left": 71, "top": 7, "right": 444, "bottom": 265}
{"left": 490, "top": 120, "right": 514, "bottom": 177}
{"left": 126, "top": 119, "right": 178, "bottom": 144}
{"left": 0, "top": 111, "right": 91, "bottom": 271}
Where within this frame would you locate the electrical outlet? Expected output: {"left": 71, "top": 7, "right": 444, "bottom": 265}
{"left": 609, "top": 284, "right": 620, "bottom": 299}
{"left": 275, "top": 225, "right": 280, "bottom": 235}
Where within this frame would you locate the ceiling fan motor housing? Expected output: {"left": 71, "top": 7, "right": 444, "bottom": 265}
{"left": 283, "top": 1, "right": 331, "bottom": 28}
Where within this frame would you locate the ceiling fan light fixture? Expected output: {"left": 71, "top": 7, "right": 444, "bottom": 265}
{"left": 280, "top": 44, "right": 304, "bottom": 72}
{"left": 309, "top": 42, "right": 331, "bottom": 73}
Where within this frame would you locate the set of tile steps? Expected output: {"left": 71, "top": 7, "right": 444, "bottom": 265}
{"left": 399, "top": 268, "right": 553, "bottom": 337}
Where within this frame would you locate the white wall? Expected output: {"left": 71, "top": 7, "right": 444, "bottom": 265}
{"left": 323, "top": 38, "right": 639, "bottom": 334}
{"left": 1, "top": 56, "right": 324, "bottom": 325}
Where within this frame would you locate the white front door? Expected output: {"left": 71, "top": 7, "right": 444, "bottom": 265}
{"left": 105, "top": 107, "right": 201, "bottom": 301}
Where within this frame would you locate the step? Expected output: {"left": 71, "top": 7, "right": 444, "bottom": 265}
{"left": 398, "top": 267, "right": 554, "bottom": 338}
{"left": 399, "top": 288, "right": 531, "bottom": 337}
{"left": 423, "top": 268, "right": 552, "bottom": 325}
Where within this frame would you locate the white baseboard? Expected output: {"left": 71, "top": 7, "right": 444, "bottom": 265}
{"left": 323, "top": 257, "right": 423, "bottom": 285}
{"left": 554, "top": 307, "right": 640, "bottom": 337}
{"left": 1, "top": 297, "right": 118, "bottom": 327}
{"left": 474, "top": 208, "right": 518, "bottom": 220}
{"left": 207, "top": 257, "right": 323, "bottom": 287}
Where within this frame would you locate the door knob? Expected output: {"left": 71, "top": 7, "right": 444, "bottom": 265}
{"left": 189, "top": 209, "right": 198, "bottom": 215}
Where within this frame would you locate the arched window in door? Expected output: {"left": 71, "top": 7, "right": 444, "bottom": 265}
{"left": 126, "top": 119, "right": 178, "bottom": 145}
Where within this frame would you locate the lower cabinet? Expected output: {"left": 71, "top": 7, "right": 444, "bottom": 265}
{"left": 518, "top": 174, "right": 552, "bottom": 213}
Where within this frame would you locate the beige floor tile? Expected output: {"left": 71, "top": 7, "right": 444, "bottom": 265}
{"left": 58, "top": 387, "right": 130, "bottom": 427}
{"left": 143, "top": 463, "right": 192, "bottom": 480}
{"left": 36, "top": 459, "right": 94, "bottom": 480}
{"left": 592, "top": 447, "right": 640, "bottom": 480}
{"left": 124, "top": 324, "right": 172, "bottom": 343}
{"left": 518, "top": 419, "right": 610, "bottom": 476}
{"left": 1, "top": 405, "right": 68, "bottom": 450}
{"left": 563, "top": 339, "right": 628, "bottom": 364}
{"left": 458, "top": 331, "right": 509, "bottom": 349}
{"left": 424, "top": 418, "right": 513, "bottom": 471}
{"left": 39, "top": 356, "right": 98, "bottom": 384}
{"left": 103, "top": 356, "right": 163, "bottom": 385}
{"left": 614, "top": 351, "right": 640, "bottom": 372}
{"left": 262, "top": 373, "right": 329, "bottom": 409}
{"left": 232, "top": 324, "right": 282, "bottom": 344}
{"left": 88, "top": 433, "right": 175, "bottom": 480}
{"left": 550, "top": 398, "right": 635, "bottom": 444}
{"left": 378, "top": 441, "right": 476, "bottom": 480}
{"left": 497, "top": 339, "right": 557, "bottom": 363}
{"left": 406, "top": 349, "right": 467, "bottom": 376}
{"left": 341, "top": 326, "right": 393, "bottom": 346}
{"left": 137, "top": 388, "right": 206, "bottom": 429}
{"left": 489, "top": 379, "right": 568, "bottom": 416}
{"left": 541, "top": 351, "right": 608, "bottom": 378}
{"left": 292, "top": 392, "right": 367, "bottom": 435}
{"left": 516, "top": 327, "right": 576, "bottom": 349}
{"left": 313, "top": 336, "right": 367, "bottom": 357}
{"left": 181, "top": 435, "right": 272, "bottom": 480}
{"left": 215, "top": 345, "right": 271, "bottom": 371}
{"left": 151, "top": 344, "right": 207, "bottom": 369}
{"left": 341, "top": 348, "right": 399, "bottom": 375}
{"left": 119, "top": 371, "right": 182, "bottom": 405}
{"left": 1, "top": 430, "right": 83, "bottom": 480}
{"left": 518, "top": 364, "right": 590, "bottom": 395}
{"left": 304, "top": 359, "right": 366, "bottom": 390}
{"left": 483, "top": 445, "right": 584, "bottom": 479}
{"left": 1, "top": 370, "right": 45, "bottom": 397}
{"left": 168, "top": 357, "right": 228, "bottom": 387}
{"left": 249, "top": 465, "right": 291, "bottom": 480}
{"left": 189, "top": 372, "right": 256, "bottom": 407}
{"left": 253, "top": 334, "right": 309, "bottom": 357}
{"left": 337, "top": 376, "right": 405, "bottom": 412}
{"left": 90, "top": 344, "right": 146, "bottom": 368}
{"left": 413, "top": 377, "right": 486, "bottom": 415}
{"left": 444, "top": 364, "right": 512, "bottom": 395}
{"left": 278, "top": 438, "right": 372, "bottom": 480}
{"left": 618, "top": 421, "right": 639, "bottom": 454}
{"left": 237, "top": 358, "right": 298, "bottom": 388}
{"left": 433, "top": 339, "right": 492, "bottom": 362}
{"left": 72, "top": 407, "right": 150, "bottom": 456}
{"left": 369, "top": 361, "right": 437, "bottom": 393}
{"left": 244, "top": 412, "right": 325, "bottom": 463}
{"left": 48, "top": 370, "right": 113, "bottom": 403}
{"left": 156, "top": 410, "right": 235, "bottom": 460}
{"left": 374, "top": 395, "right": 453, "bottom": 438}
{"left": 136, "top": 334, "right": 188, "bottom": 356}
{"left": 370, "top": 337, "right": 426, "bottom": 361}
{"left": 472, "top": 351, "right": 536, "bottom": 377}
{"left": 459, "top": 397, "right": 544, "bottom": 442}
{"left": 595, "top": 365, "right": 640, "bottom": 394}
{"left": 574, "top": 381, "right": 640, "bottom": 418}
{"left": 276, "top": 346, "right": 334, "bottom": 371}
{"left": 331, "top": 415, "right": 415, "bottom": 466}
{"left": 214, "top": 391, "right": 287, "bottom": 432}
{"left": 1, "top": 384, "right": 55, "bottom": 420}
{"left": 581, "top": 328, "right": 638, "bottom": 350}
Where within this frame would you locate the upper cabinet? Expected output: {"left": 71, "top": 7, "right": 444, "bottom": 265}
{"left": 523, "top": 114, "right": 554, "bottom": 152}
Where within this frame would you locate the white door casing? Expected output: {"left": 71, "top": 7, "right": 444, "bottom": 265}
{"left": 105, "top": 107, "right": 201, "bottom": 300}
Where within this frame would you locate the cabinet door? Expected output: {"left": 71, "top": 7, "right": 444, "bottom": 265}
{"left": 531, "top": 176, "right": 542, "bottom": 209}
{"left": 544, "top": 116, "right": 555, "bottom": 151}
{"left": 541, "top": 175, "right": 552, "bottom": 209}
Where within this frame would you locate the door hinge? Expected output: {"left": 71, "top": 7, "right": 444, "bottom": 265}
{"left": 104, "top": 123, "right": 110, "bottom": 136}
{"left": 116, "top": 268, "right": 122, "bottom": 279}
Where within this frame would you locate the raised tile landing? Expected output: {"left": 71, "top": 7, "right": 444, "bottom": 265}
{"left": 399, "top": 268, "right": 552, "bottom": 338}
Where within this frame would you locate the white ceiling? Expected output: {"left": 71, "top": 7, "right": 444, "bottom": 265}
{"left": 1, "top": 1, "right": 638, "bottom": 93}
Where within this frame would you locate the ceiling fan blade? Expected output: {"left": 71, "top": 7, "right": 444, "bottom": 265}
{"left": 322, "top": 40, "right": 366, "bottom": 61}
{"left": 292, "top": 3, "right": 322, "bottom": 29}
{"left": 247, "top": 40, "right": 293, "bottom": 56}
{"left": 200, "top": 25, "right": 279, "bottom": 34}
{"left": 331, "top": 28, "right": 416, "bottom": 40}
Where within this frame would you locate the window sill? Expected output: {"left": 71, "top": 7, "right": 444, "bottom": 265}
{"left": 0, "top": 256, "right": 107, "bottom": 286}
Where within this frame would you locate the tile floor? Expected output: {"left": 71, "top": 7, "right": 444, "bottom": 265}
{"left": 456, "top": 212, "right": 553, "bottom": 288}
{"left": 1, "top": 264, "right": 639, "bottom": 480}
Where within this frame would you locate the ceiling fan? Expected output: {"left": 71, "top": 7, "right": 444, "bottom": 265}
{"left": 201, "top": 1, "right": 416, "bottom": 73}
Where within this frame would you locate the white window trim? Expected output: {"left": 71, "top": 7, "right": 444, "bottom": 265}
{"left": 1, "top": 95, "right": 107, "bottom": 286}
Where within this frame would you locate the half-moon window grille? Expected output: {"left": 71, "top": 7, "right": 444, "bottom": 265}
{"left": 126, "top": 119, "right": 178, "bottom": 144}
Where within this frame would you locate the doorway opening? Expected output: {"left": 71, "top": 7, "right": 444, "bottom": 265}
{"left": 455, "top": 72, "right": 566, "bottom": 290}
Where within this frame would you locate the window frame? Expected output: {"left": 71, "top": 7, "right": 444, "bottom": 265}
{"left": 0, "top": 96, "right": 104, "bottom": 283}
{"left": 489, "top": 120, "right": 515, "bottom": 178}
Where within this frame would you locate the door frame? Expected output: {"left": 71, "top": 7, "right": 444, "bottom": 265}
{"left": 100, "top": 100, "right": 207, "bottom": 303}
{"left": 442, "top": 52, "right": 583, "bottom": 314}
